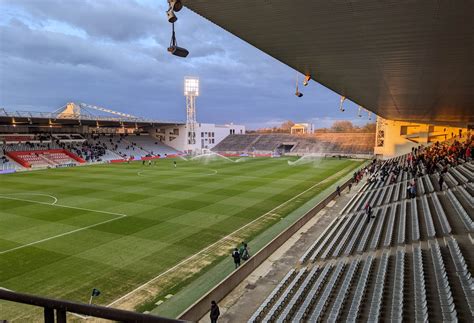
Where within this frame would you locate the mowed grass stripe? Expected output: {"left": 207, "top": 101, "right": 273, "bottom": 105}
{"left": 0, "top": 157, "right": 362, "bottom": 321}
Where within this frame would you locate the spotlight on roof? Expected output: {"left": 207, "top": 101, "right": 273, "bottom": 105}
{"left": 167, "top": 8, "right": 177, "bottom": 23}
{"left": 168, "top": 23, "right": 189, "bottom": 57}
{"left": 168, "top": 45, "right": 189, "bottom": 57}
{"left": 168, "top": 0, "right": 183, "bottom": 12}
{"left": 303, "top": 74, "right": 311, "bottom": 86}
{"left": 339, "top": 96, "right": 346, "bottom": 112}
{"left": 295, "top": 73, "right": 303, "bottom": 97}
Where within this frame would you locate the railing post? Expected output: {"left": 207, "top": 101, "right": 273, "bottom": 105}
{"left": 44, "top": 307, "right": 54, "bottom": 323}
{"left": 56, "top": 309, "right": 67, "bottom": 323}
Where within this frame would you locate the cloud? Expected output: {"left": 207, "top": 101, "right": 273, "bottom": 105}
{"left": 0, "top": 0, "right": 361, "bottom": 127}
{"left": 2, "top": 0, "right": 162, "bottom": 42}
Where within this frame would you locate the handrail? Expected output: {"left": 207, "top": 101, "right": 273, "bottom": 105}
{"left": 0, "top": 289, "right": 186, "bottom": 323}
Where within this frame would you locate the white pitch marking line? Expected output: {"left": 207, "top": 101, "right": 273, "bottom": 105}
{"left": 137, "top": 168, "right": 218, "bottom": 177}
{"left": 0, "top": 193, "right": 58, "bottom": 205}
{"left": 0, "top": 195, "right": 127, "bottom": 255}
{"left": 107, "top": 164, "right": 355, "bottom": 307}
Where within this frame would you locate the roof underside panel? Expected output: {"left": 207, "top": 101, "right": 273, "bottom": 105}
{"left": 185, "top": 0, "right": 474, "bottom": 125}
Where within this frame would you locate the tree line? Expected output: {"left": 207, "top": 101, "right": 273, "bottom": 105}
{"left": 248, "top": 120, "right": 376, "bottom": 134}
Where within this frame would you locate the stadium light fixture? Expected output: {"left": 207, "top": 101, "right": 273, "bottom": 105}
{"left": 168, "top": 0, "right": 183, "bottom": 12}
{"left": 184, "top": 77, "right": 199, "bottom": 96}
{"left": 167, "top": 7, "right": 177, "bottom": 23}
{"left": 339, "top": 96, "right": 346, "bottom": 112}
{"left": 168, "top": 23, "right": 189, "bottom": 57}
{"left": 303, "top": 74, "right": 311, "bottom": 86}
{"left": 166, "top": 0, "right": 181, "bottom": 23}
{"left": 295, "top": 73, "right": 303, "bottom": 97}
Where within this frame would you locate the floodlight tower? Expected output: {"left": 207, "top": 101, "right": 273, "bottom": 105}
{"left": 184, "top": 76, "right": 199, "bottom": 146}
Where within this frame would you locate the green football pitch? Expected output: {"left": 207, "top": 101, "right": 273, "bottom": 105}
{"left": 0, "top": 156, "right": 363, "bottom": 320}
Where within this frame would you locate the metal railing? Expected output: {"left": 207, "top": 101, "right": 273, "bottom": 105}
{"left": 0, "top": 289, "right": 186, "bottom": 323}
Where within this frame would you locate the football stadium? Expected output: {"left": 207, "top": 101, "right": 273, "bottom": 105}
{"left": 1, "top": 1, "right": 473, "bottom": 323}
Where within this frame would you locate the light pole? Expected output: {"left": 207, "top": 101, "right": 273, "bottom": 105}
{"left": 184, "top": 77, "right": 199, "bottom": 152}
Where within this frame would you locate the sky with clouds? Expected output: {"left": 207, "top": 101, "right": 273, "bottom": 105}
{"left": 0, "top": 0, "right": 374, "bottom": 129}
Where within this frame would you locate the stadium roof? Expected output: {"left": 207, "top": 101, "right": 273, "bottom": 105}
{"left": 0, "top": 107, "right": 184, "bottom": 128}
{"left": 185, "top": 0, "right": 474, "bottom": 126}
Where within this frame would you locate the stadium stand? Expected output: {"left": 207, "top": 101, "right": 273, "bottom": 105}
{"left": 82, "top": 134, "right": 179, "bottom": 160}
{"left": 7, "top": 149, "right": 85, "bottom": 168}
{"left": 0, "top": 133, "right": 180, "bottom": 167}
{"left": 212, "top": 133, "right": 375, "bottom": 156}
{"left": 248, "top": 139, "right": 473, "bottom": 322}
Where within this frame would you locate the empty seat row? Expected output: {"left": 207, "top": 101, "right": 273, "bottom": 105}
{"left": 430, "top": 193, "right": 452, "bottom": 235}
{"left": 464, "top": 162, "right": 474, "bottom": 172}
{"left": 429, "top": 240, "right": 458, "bottom": 322}
{"left": 450, "top": 167, "right": 468, "bottom": 184}
{"left": 458, "top": 164, "right": 474, "bottom": 181}
{"left": 391, "top": 249, "right": 405, "bottom": 322}
{"left": 346, "top": 256, "right": 374, "bottom": 322}
{"left": 320, "top": 216, "right": 355, "bottom": 260}
{"left": 293, "top": 265, "right": 333, "bottom": 322}
{"left": 420, "top": 195, "right": 436, "bottom": 238}
{"left": 327, "top": 260, "right": 360, "bottom": 322}
{"left": 445, "top": 237, "right": 474, "bottom": 317}
{"left": 276, "top": 266, "right": 320, "bottom": 323}
{"left": 343, "top": 213, "right": 366, "bottom": 256}
{"left": 397, "top": 200, "right": 407, "bottom": 244}
{"left": 367, "top": 252, "right": 390, "bottom": 322}
{"left": 332, "top": 214, "right": 363, "bottom": 257}
{"left": 446, "top": 190, "right": 474, "bottom": 232}
{"left": 412, "top": 244, "right": 429, "bottom": 322}
{"left": 299, "top": 217, "right": 343, "bottom": 263}
{"left": 411, "top": 199, "right": 420, "bottom": 241}
{"left": 261, "top": 268, "right": 308, "bottom": 322}
{"left": 424, "top": 174, "right": 435, "bottom": 193}
{"left": 383, "top": 205, "right": 397, "bottom": 247}
{"left": 248, "top": 269, "right": 296, "bottom": 322}
{"left": 307, "top": 217, "right": 346, "bottom": 262}
{"left": 455, "top": 185, "right": 473, "bottom": 206}
{"left": 308, "top": 262, "right": 346, "bottom": 321}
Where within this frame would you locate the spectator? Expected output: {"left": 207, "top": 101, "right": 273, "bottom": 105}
{"left": 365, "top": 203, "right": 372, "bottom": 223}
{"left": 410, "top": 183, "right": 416, "bottom": 198}
{"left": 336, "top": 185, "right": 341, "bottom": 196}
{"left": 210, "top": 301, "right": 220, "bottom": 323}
{"left": 232, "top": 248, "right": 241, "bottom": 268}
{"left": 240, "top": 242, "right": 250, "bottom": 261}
{"left": 438, "top": 174, "right": 445, "bottom": 191}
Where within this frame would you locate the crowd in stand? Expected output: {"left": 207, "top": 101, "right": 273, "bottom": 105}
{"left": 348, "top": 135, "right": 473, "bottom": 222}
{"left": 376, "top": 135, "right": 472, "bottom": 200}
{"left": 1, "top": 132, "right": 176, "bottom": 164}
